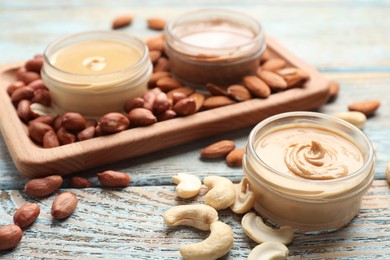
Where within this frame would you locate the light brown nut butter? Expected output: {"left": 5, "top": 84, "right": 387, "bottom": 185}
{"left": 200, "top": 140, "right": 236, "bottom": 159}
{"left": 99, "top": 112, "right": 130, "bottom": 133}
{"left": 348, "top": 100, "right": 381, "bottom": 117}
{"left": 13, "top": 203, "right": 40, "bottom": 228}
{"left": 97, "top": 170, "right": 130, "bottom": 188}
{"left": 51, "top": 192, "right": 78, "bottom": 220}
{"left": 25, "top": 175, "right": 63, "bottom": 197}
{"left": 0, "top": 224, "right": 23, "bottom": 250}
{"left": 112, "top": 15, "right": 133, "bottom": 29}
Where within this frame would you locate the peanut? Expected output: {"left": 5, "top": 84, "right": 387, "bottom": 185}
{"left": 13, "top": 203, "right": 40, "bottom": 228}
{"left": 97, "top": 170, "right": 130, "bottom": 188}
{"left": 0, "top": 224, "right": 23, "bottom": 250}
{"left": 25, "top": 175, "right": 63, "bottom": 197}
{"left": 99, "top": 113, "right": 130, "bottom": 133}
{"left": 51, "top": 192, "right": 78, "bottom": 220}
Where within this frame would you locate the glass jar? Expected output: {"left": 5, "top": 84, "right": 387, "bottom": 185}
{"left": 243, "top": 112, "right": 375, "bottom": 231}
{"left": 42, "top": 31, "right": 152, "bottom": 117}
{"left": 164, "top": 9, "right": 266, "bottom": 87}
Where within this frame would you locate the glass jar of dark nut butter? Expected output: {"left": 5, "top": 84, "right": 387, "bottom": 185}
{"left": 164, "top": 9, "right": 266, "bottom": 87}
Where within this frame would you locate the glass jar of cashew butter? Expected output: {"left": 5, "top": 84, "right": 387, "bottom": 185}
{"left": 164, "top": 9, "right": 266, "bottom": 87}
{"left": 42, "top": 31, "right": 152, "bottom": 117}
{"left": 243, "top": 112, "right": 375, "bottom": 231}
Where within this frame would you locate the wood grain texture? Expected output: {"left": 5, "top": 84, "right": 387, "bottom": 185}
{"left": 0, "top": 181, "right": 389, "bottom": 259}
{"left": 0, "top": 37, "right": 329, "bottom": 178}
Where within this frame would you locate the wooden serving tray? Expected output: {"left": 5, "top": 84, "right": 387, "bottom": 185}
{"left": 0, "top": 36, "right": 329, "bottom": 178}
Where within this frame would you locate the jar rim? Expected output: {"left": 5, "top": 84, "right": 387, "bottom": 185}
{"left": 165, "top": 8, "right": 265, "bottom": 55}
{"left": 248, "top": 111, "right": 375, "bottom": 184}
{"left": 43, "top": 30, "right": 149, "bottom": 78}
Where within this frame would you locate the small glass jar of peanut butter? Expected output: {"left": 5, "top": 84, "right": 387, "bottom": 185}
{"left": 165, "top": 9, "right": 266, "bottom": 87}
{"left": 243, "top": 112, "right": 375, "bottom": 231}
{"left": 42, "top": 31, "right": 152, "bottom": 117}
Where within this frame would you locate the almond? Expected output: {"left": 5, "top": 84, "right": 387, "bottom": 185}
{"left": 43, "top": 130, "right": 60, "bottom": 148}
{"left": 25, "top": 58, "right": 43, "bottom": 73}
{"left": 202, "top": 96, "right": 236, "bottom": 110}
{"left": 57, "top": 127, "right": 76, "bottom": 145}
{"left": 226, "top": 148, "right": 245, "bottom": 167}
{"left": 70, "top": 176, "right": 92, "bottom": 188}
{"left": 112, "top": 15, "right": 133, "bottom": 29}
{"left": 153, "top": 57, "right": 170, "bottom": 72}
{"left": 97, "top": 170, "right": 130, "bottom": 187}
{"left": 327, "top": 81, "right": 340, "bottom": 103}
{"left": 261, "top": 58, "right": 287, "bottom": 71}
{"left": 0, "top": 224, "right": 23, "bottom": 250}
{"left": 227, "top": 84, "right": 252, "bottom": 101}
{"left": 206, "top": 83, "right": 229, "bottom": 96}
{"left": 166, "top": 87, "right": 194, "bottom": 102}
{"left": 28, "top": 122, "right": 54, "bottom": 143}
{"left": 17, "top": 99, "right": 34, "bottom": 123}
{"left": 149, "top": 50, "right": 162, "bottom": 63}
{"left": 51, "top": 192, "right": 78, "bottom": 220}
{"left": 260, "top": 49, "right": 271, "bottom": 64}
{"left": 77, "top": 126, "right": 96, "bottom": 141}
{"left": 99, "top": 112, "right": 130, "bottom": 133}
{"left": 156, "top": 77, "right": 182, "bottom": 92}
{"left": 146, "top": 35, "right": 165, "bottom": 52}
{"left": 62, "top": 112, "right": 86, "bottom": 132}
{"left": 348, "top": 100, "right": 381, "bottom": 116}
{"left": 147, "top": 17, "right": 166, "bottom": 31}
{"left": 157, "top": 109, "right": 177, "bottom": 121}
{"left": 243, "top": 76, "right": 271, "bottom": 98}
{"left": 17, "top": 71, "right": 40, "bottom": 84}
{"left": 189, "top": 92, "right": 205, "bottom": 112}
{"left": 128, "top": 108, "right": 157, "bottom": 127}
{"left": 173, "top": 97, "right": 196, "bottom": 116}
{"left": 148, "top": 71, "right": 170, "bottom": 88}
{"left": 31, "top": 88, "right": 51, "bottom": 106}
{"left": 25, "top": 175, "right": 63, "bottom": 197}
{"left": 13, "top": 203, "right": 40, "bottom": 228}
{"left": 277, "top": 67, "right": 310, "bottom": 88}
{"left": 11, "top": 86, "right": 34, "bottom": 103}
{"left": 257, "top": 70, "right": 287, "bottom": 91}
{"left": 7, "top": 81, "right": 25, "bottom": 96}
{"left": 154, "top": 92, "right": 171, "bottom": 113}
{"left": 200, "top": 140, "right": 236, "bottom": 159}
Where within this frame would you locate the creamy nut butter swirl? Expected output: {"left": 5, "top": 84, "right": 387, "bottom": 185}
{"left": 256, "top": 126, "right": 364, "bottom": 180}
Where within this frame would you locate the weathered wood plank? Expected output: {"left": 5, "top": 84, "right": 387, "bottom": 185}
{"left": 0, "top": 180, "right": 389, "bottom": 259}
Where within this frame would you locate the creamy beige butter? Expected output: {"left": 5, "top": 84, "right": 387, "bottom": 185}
{"left": 244, "top": 112, "right": 375, "bottom": 231}
{"left": 256, "top": 126, "right": 363, "bottom": 180}
{"left": 42, "top": 31, "right": 152, "bottom": 117}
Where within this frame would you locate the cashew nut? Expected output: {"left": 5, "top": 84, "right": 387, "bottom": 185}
{"left": 172, "top": 173, "right": 202, "bottom": 198}
{"left": 247, "top": 241, "right": 289, "bottom": 260}
{"left": 204, "top": 176, "right": 236, "bottom": 210}
{"left": 230, "top": 177, "right": 255, "bottom": 214}
{"left": 334, "top": 111, "right": 366, "bottom": 129}
{"left": 180, "top": 221, "right": 234, "bottom": 260}
{"left": 163, "top": 204, "right": 218, "bottom": 231}
{"left": 242, "top": 212, "right": 294, "bottom": 245}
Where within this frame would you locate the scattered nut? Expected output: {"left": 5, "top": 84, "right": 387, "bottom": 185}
{"left": 179, "top": 221, "right": 234, "bottom": 260}
{"left": 386, "top": 162, "right": 390, "bottom": 185}
{"left": 348, "top": 100, "right": 381, "bottom": 117}
{"left": 172, "top": 173, "right": 202, "bottom": 199}
{"left": 241, "top": 212, "right": 294, "bottom": 245}
{"left": 333, "top": 111, "right": 367, "bottom": 130}
{"left": 200, "top": 140, "right": 236, "bottom": 159}
{"left": 112, "top": 15, "right": 133, "bottom": 29}
{"left": 71, "top": 176, "right": 92, "bottom": 188}
{"left": 163, "top": 204, "right": 218, "bottom": 231}
{"left": 247, "top": 241, "right": 289, "bottom": 260}
{"left": 230, "top": 178, "right": 255, "bottom": 214}
{"left": 51, "top": 192, "right": 78, "bottom": 220}
{"left": 99, "top": 112, "right": 130, "bottom": 133}
{"left": 0, "top": 224, "right": 23, "bottom": 250}
{"left": 13, "top": 203, "right": 40, "bottom": 228}
{"left": 204, "top": 176, "right": 236, "bottom": 210}
{"left": 226, "top": 148, "right": 245, "bottom": 167}
{"left": 147, "top": 17, "right": 166, "bottom": 30}
{"left": 97, "top": 170, "right": 130, "bottom": 188}
{"left": 25, "top": 175, "right": 63, "bottom": 197}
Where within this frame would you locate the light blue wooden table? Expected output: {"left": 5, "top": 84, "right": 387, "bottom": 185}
{"left": 1, "top": 1, "right": 390, "bottom": 259}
